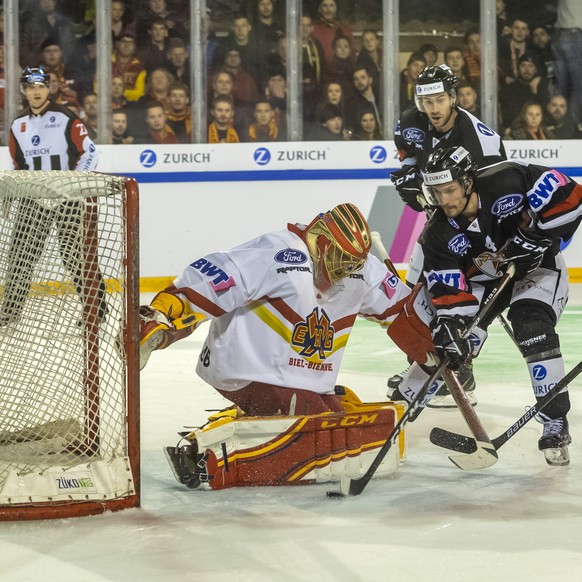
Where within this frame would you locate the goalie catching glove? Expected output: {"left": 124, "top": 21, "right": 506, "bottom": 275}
{"left": 431, "top": 315, "right": 472, "bottom": 371}
{"left": 390, "top": 166, "right": 425, "bottom": 212}
{"left": 500, "top": 227, "right": 552, "bottom": 278}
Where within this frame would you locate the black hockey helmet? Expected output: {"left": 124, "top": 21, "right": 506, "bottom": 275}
{"left": 415, "top": 64, "right": 458, "bottom": 111}
{"left": 20, "top": 66, "right": 50, "bottom": 89}
{"left": 421, "top": 146, "right": 477, "bottom": 202}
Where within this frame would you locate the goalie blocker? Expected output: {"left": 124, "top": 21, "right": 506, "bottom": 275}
{"left": 165, "top": 387, "right": 407, "bottom": 490}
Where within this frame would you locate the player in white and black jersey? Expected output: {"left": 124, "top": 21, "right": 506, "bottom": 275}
{"left": 387, "top": 65, "right": 507, "bottom": 407}
{"left": 411, "top": 146, "right": 581, "bottom": 465}
{"left": 0, "top": 67, "right": 104, "bottom": 327}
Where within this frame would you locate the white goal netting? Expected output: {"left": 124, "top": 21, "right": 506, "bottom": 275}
{"left": 0, "top": 171, "right": 139, "bottom": 517}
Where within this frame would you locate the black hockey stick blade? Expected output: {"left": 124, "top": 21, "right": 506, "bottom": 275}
{"left": 430, "top": 426, "right": 477, "bottom": 454}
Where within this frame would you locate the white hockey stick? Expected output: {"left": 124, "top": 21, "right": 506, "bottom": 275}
{"left": 371, "top": 231, "right": 400, "bottom": 279}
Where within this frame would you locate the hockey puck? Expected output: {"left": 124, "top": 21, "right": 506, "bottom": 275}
{"left": 326, "top": 491, "right": 346, "bottom": 499}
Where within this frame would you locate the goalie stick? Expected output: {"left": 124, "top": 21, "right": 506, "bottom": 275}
{"left": 326, "top": 360, "right": 445, "bottom": 499}
{"left": 430, "top": 358, "right": 582, "bottom": 455}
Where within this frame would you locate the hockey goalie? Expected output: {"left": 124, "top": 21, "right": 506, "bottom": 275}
{"left": 139, "top": 203, "right": 436, "bottom": 490}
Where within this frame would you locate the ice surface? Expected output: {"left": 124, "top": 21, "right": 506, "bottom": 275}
{"left": 1, "top": 291, "right": 582, "bottom": 582}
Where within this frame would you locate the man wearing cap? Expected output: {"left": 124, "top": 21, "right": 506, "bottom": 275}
{"left": 39, "top": 38, "right": 78, "bottom": 108}
{"left": 499, "top": 53, "right": 549, "bottom": 132}
{"left": 307, "top": 103, "right": 346, "bottom": 140}
{"left": 112, "top": 31, "right": 147, "bottom": 102}
{"left": 419, "top": 43, "right": 438, "bottom": 67}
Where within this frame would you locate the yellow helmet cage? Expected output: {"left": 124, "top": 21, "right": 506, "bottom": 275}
{"left": 305, "top": 203, "right": 372, "bottom": 285}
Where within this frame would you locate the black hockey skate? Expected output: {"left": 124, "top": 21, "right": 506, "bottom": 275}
{"left": 164, "top": 442, "right": 213, "bottom": 489}
{"left": 537, "top": 414, "right": 572, "bottom": 466}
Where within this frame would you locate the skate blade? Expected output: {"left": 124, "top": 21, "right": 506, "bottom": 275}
{"left": 543, "top": 446, "right": 570, "bottom": 466}
{"left": 164, "top": 446, "right": 186, "bottom": 483}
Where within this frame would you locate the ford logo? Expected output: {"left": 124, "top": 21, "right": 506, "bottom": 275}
{"left": 274, "top": 249, "right": 308, "bottom": 264}
{"left": 447, "top": 233, "right": 470, "bottom": 255}
{"left": 402, "top": 127, "right": 425, "bottom": 142}
{"left": 491, "top": 194, "right": 524, "bottom": 217}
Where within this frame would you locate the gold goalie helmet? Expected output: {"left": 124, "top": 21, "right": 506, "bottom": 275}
{"left": 304, "top": 203, "right": 372, "bottom": 289}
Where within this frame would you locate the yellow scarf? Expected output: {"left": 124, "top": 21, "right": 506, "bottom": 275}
{"left": 208, "top": 122, "right": 239, "bottom": 143}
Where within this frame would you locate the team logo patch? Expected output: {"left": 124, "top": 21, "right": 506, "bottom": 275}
{"left": 189, "top": 257, "right": 236, "bottom": 292}
{"left": 472, "top": 252, "right": 504, "bottom": 278}
{"left": 477, "top": 122, "right": 495, "bottom": 137}
{"left": 381, "top": 273, "right": 399, "bottom": 299}
{"left": 291, "top": 307, "right": 334, "bottom": 359}
{"left": 447, "top": 233, "right": 470, "bottom": 255}
{"left": 491, "top": 194, "right": 524, "bottom": 217}
{"left": 274, "top": 249, "right": 308, "bottom": 264}
{"left": 20, "top": 122, "right": 26, "bottom": 132}
{"left": 402, "top": 127, "right": 425, "bottom": 142}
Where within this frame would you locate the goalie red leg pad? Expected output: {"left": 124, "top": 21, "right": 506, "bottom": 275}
{"left": 194, "top": 407, "right": 399, "bottom": 490}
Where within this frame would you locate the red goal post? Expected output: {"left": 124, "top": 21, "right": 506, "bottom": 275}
{"left": 0, "top": 170, "right": 140, "bottom": 520}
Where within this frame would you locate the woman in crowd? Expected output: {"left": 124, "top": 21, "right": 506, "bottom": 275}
{"left": 508, "top": 100, "right": 555, "bottom": 140}
{"left": 353, "top": 107, "right": 382, "bottom": 140}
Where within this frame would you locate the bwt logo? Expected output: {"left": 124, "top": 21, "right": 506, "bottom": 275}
{"left": 32, "top": 135, "right": 40, "bottom": 146}
{"left": 254, "top": 147, "right": 271, "bottom": 165}
{"left": 140, "top": 149, "right": 157, "bottom": 168}
{"left": 532, "top": 365, "right": 547, "bottom": 380}
{"left": 369, "top": 146, "right": 387, "bottom": 164}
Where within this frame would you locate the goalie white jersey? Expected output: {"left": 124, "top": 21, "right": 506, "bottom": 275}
{"left": 171, "top": 227, "right": 410, "bottom": 394}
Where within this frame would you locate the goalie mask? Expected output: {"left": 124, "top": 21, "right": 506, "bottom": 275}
{"left": 414, "top": 64, "right": 458, "bottom": 113}
{"left": 304, "top": 203, "right": 372, "bottom": 289}
{"left": 421, "top": 146, "right": 478, "bottom": 206}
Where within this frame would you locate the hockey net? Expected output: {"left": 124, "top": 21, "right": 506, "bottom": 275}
{"left": 0, "top": 171, "right": 140, "bottom": 520}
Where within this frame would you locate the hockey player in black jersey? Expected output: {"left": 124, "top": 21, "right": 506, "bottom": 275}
{"left": 414, "top": 146, "right": 581, "bottom": 465}
{"left": 387, "top": 64, "right": 507, "bottom": 407}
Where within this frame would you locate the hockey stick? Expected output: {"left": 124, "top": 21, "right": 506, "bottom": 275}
{"left": 326, "top": 360, "right": 445, "bottom": 499}
{"left": 430, "top": 358, "right": 582, "bottom": 454}
{"left": 327, "top": 263, "right": 515, "bottom": 497}
{"left": 371, "top": 231, "right": 400, "bottom": 279}
{"left": 440, "top": 368, "right": 497, "bottom": 470}
{"left": 430, "top": 264, "right": 517, "bottom": 471}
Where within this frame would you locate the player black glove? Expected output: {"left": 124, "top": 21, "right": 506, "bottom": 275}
{"left": 431, "top": 315, "right": 472, "bottom": 371}
{"left": 500, "top": 228, "right": 552, "bottom": 278}
{"left": 390, "top": 166, "right": 425, "bottom": 212}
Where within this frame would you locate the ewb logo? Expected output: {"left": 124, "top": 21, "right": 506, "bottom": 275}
{"left": 140, "top": 149, "right": 157, "bottom": 168}
{"left": 532, "top": 365, "right": 547, "bottom": 380}
{"left": 254, "top": 147, "right": 271, "bottom": 165}
{"left": 369, "top": 145, "right": 387, "bottom": 164}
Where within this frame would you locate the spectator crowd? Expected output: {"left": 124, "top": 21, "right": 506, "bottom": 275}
{"left": 3, "top": 0, "right": 582, "bottom": 144}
